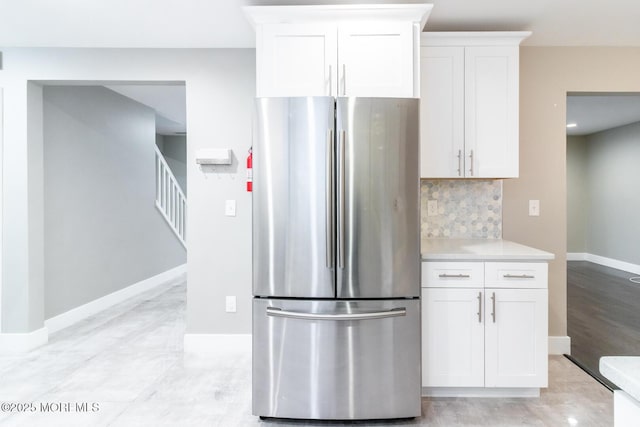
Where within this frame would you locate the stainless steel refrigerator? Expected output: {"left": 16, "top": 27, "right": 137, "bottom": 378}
{"left": 252, "top": 97, "right": 420, "bottom": 420}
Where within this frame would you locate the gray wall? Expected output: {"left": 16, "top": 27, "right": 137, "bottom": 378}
{"left": 567, "top": 122, "right": 640, "bottom": 264}
{"left": 156, "top": 134, "right": 186, "bottom": 194}
{"left": 43, "top": 86, "right": 186, "bottom": 319}
{"left": 566, "top": 135, "right": 588, "bottom": 253}
{"left": 585, "top": 121, "right": 640, "bottom": 264}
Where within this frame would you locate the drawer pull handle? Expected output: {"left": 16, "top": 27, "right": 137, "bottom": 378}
{"left": 438, "top": 274, "right": 471, "bottom": 278}
{"left": 503, "top": 274, "right": 535, "bottom": 279}
{"left": 477, "top": 292, "right": 482, "bottom": 323}
{"left": 266, "top": 307, "right": 406, "bottom": 321}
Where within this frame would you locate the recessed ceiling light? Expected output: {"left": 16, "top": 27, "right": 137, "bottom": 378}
{"left": 567, "top": 123, "right": 577, "bottom": 128}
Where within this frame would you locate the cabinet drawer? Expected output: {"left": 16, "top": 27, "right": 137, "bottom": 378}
{"left": 422, "top": 262, "right": 484, "bottom": 288}
{"left": 484, "top": 262, "right": 547, "bottom": 289}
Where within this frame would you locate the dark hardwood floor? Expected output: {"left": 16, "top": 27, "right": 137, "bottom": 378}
{"left": 568, "top": 261, "right": 640, "bottom": 389}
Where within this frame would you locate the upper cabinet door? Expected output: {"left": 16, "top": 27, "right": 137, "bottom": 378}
{"left": 337, "top": 22, "right": 414, "bottom": 97}
{"left": 464, "top": 46, "right": 519, "bottom": 178}
{"left": 257, "top": 24, "right": 338, "bottom": 97}
{"left": 420, "top": 46, "right": 464, "bottom": 178}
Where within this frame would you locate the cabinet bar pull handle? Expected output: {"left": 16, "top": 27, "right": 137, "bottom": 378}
{"left": 491, "top": 292, "right": 496, "bottom": 323}
{"left": 503, "top": 274, "right": 535, "bottom": 279}
{"left": 468, "top": 150, "right": 474, "bottom": 176}
{"left": 457, "top": 149, "right": 462, "bottom": 176}
{"left": 477, "top": 292, "right": 482, "bottom": 323}
{"left": 438, "top": 273, "right": 470, "bottom": 278}
{"left": 342, "top": 64, "right": 346, "bottom": 95}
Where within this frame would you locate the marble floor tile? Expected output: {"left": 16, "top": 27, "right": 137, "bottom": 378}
{"left": 0, "top": 278, "right": 614, "bottom": 426}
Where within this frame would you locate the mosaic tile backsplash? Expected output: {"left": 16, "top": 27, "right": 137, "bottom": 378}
{"left": 421, "top": 179, "right": 503, "bottom": 239}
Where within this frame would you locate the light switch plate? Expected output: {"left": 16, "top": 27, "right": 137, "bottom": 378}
{"left": 225, "top": 296, "right": 237, "bottom": 313}
{"left": 225, "top": 199, "right": 236, "bottom": 217}
{"left": 529, "top": 200, "right": 540, "bottom": 216}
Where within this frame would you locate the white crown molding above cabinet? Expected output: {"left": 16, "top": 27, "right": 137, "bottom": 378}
{"left": 244, "top": 4, "right": 433, "bottom": 30}
{"left": 421, "top": 31, "right": 532, "bottom": 46}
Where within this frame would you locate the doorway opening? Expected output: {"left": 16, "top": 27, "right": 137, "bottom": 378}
{"left": 40, "top": 82, "right": 187, "bottom": 333}
{"left": 566, "top": 92, "right": 640, "bottom": 388}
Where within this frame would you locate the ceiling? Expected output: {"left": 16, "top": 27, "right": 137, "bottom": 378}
{"left": 1, "top": 0, "right": 640, "bottom": 47}
{"left": 106, "top": 84, "right": 187, "bottom": 135}
{"left": 567, "top": 95, "right": 640, "bottom": 136}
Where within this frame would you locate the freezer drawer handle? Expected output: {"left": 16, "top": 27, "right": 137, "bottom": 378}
{"left": 266, "top": 307, "right": 406, "bottom": 321}
{"left": 438, "top": 273, "right": 471, "bottom": 278}
{"left": 503, "top": 274, "right": 535, "bottom": 279}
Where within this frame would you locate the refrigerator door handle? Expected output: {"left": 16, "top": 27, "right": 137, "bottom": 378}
{"left": 338, "top": 129, "right": 346, "bottom": 269}
{"left": 326, "top": 128, "right": 334, "bottom": 268}
{"left": 266, "top": 307, "right": 406, "bottom": 321}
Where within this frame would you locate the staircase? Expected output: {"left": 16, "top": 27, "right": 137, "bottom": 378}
{"left": 155, "top": 146, "right": 187, "bottom": 248}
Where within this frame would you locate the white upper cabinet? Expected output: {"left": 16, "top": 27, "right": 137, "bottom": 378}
{"left": 420, "top": 32, "right": 530, "bottom": 178}
{"left": 420, "top": 46, "right": 464, "bottom": 177}
{"left": 258, "top": 24, "right": 337, "bottom": 97}
{"left": 245, "top": 4, "right": 432, "bottom": 98}
{"left": 338, "top": 22, "right": 414, "bottom": 97}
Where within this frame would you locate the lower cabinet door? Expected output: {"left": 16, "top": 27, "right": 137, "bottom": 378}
{"left": 252, "top": 298, "right": 421, "bottom": 420}
{"left": 484, "top": 289, "right": 548, "bottom": 387}
{"left": 422, "top": 288, "right": 484, "bottom": 387}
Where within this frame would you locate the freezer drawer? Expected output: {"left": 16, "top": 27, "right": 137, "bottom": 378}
{"left": 252, "top": 298, "right": 421, "bottom": 420}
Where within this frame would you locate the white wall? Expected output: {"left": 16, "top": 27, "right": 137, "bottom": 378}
{"left": 43, "top": 85, "right": 186, "bottom": 319}
{"left": 0, "top": 48, "right": 255, "bottom": 334}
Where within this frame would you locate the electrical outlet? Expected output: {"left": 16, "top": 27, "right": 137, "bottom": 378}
{"left": 225, "top": 296, "right": 237, "bottom": 313}
{"left": 427, "top": 200, "right": 438, "bottom": 217}
{"left": 225, "top": 199, "right": 236, "bottom": 217}
{"left": 529, "top": 200, "right": 540, "bottom": 217}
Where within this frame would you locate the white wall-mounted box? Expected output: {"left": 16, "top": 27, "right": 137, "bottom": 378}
{"left": 196, "top": 148, "right": 232, "bottom": 165}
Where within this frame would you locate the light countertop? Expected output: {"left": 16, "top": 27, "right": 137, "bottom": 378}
{"left": 421, "top": 238, "right": 555, "bottom": 261}
{"left": 600, "top": 357, "right": 640, "bottom": 401}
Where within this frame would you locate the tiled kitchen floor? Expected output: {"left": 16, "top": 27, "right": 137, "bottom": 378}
{"left": 0, "top": 279, "right": 613, "bottom": 426}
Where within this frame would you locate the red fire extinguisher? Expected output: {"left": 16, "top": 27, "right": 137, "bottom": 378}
{"left": 246, "top": 147, "right": 253, "bottom": 192}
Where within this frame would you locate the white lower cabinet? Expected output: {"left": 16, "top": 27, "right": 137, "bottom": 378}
{"left": 422, "top": 288, "right": 485, "bottom": 387}
{"left": 484, "top": 288, "right": 548, "bottom": 388}
{"left": 422, "top": 261, "right": 548, "bottom": 392}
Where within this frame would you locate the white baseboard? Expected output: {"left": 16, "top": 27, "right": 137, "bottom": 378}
{"left": 567, "top": 252, "right": 640, "bottom": 275}
{"left": 567, "top": 252, "right": 587, "bottom": 261}
{"left": 0, "top": 327, "right": 49, "bottom": 354}
{"left": 184, "top": 333, "right": 251, "bottom": 354}
{"left": 549, "top": 336, "right": 571, "bottom": 355}
{"left": 45, "top": 263, "right": 187, "bottom": 334}
{"left": 422, "top": 387, "right": 539, "bottom": 398}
